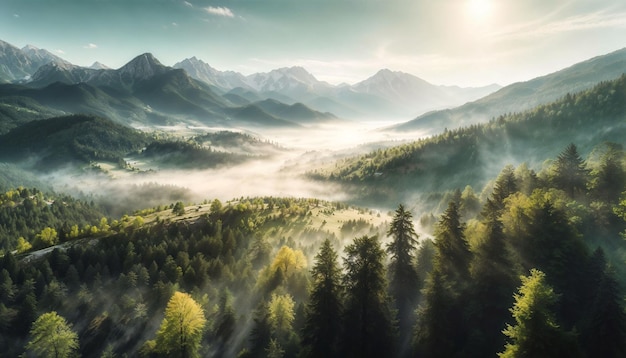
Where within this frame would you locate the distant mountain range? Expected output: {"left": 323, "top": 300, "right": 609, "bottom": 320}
{"left": 0, "top": 39, "right": 502, "bottom": 124}
{"left": 2, "top": 37, "right": 626, "bottom": 136}
{"left": 0, "top": 43, "right": 337, "bottom": 132}
{"left": 174, "top": 57, "right": 501, "bottom": 119}
{"left": 391, "top": 47, "right": 626, "bottom": 134}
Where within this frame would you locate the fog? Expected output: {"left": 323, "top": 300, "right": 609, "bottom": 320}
{"left": 43, "top": 120, "right": 427, "bottom": 216}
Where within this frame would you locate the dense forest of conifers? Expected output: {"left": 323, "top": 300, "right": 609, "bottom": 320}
{"left": 0, "top": 141, "right": 625, "bottom": 357}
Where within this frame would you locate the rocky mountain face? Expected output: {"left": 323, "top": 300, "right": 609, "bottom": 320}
{"left": 0, "top": 40, "right": 67, "bottom": 82}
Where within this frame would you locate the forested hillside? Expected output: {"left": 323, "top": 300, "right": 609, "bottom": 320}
{"left": 310, "top": 75, "right": 626, "bottom": 205}
{"left": 1, "top": 142, "right": 625, "bottom": 357}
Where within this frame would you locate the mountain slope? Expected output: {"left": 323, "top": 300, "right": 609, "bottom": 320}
{"left": 0, "top": 40, "right": 68, "bottom": 82}
{"left": 312, "top": 74, "right": 626, "bottom": 205}
{"left": 394, "top": 47, "right": 626, "bottom": 134}
{"left": 15, "top": 53, "right": 328, "bottom": 129}
{"left": 175, "top": 57, "right": 500, "bottom": 119}
{"left": 253, "top": 98, "right": 336, "bottom": 123}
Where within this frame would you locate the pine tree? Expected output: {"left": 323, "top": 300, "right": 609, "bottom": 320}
{"left": 467, "top": 198, "right": 517, "bottom": 356}
{"left": 433, "top": 200, "right": 471, "bottom": 288}
{"left": 590, "top": 143, "right": 625, "bottom": 204}
{"left": 249, "top": 302, "right": 272, "bottom": 358}
{"left": 551, "top": 143, "right": 589, "bottom": 198}
{"left": 585, "top": 264, "right": 626, "bottom": 357}
{"left": 414, "top": 200, "right": 472, "bottom": 356}
{"left": 499, "top": 269, "right": 581, "bottom": 358}
{"left": 413, "top": 269, "right": 455, "bottom": 358}
{"left": 341, "top": 235, "right": 395, "bottom": 358}
{"left": 386, "top": 204, "right": 419, "bottom": 355}
{"left": 302, "top": 239, "right": 342, "bottom": 358}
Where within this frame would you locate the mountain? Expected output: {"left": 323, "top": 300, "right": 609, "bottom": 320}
{"left": 393, "top": 47, "right": 626, "bottom": 134}
{"left": 175, "top": 56, "right": 501, "bottom": 120}
{"left": 90, "top": 61, "right": 110, "bottom": 70}
{"left": 29, "top": 53, "right": 174, "bottom": 93}
{"left": 0, "top": 40, "right": 68, "bottom": 82}
{"left": 246, "top": 66, "right": 332, "bottom": 95}
{"left": 312, "top": 74, "right": 626, "bottom": 205}
{"left": 10, "top": 53, "right": 344, "bottom": 129}
{"left": 29, "top": 61, "right": 99, "bottom": 87}
{"left": 173, "top": 57, "right": 251, "bottom": 92}
{"left": 252, "top": 98, "right": 337, "bottom": 123}
{"left": 20, "top": 45, "right": 67, "bottom": 68}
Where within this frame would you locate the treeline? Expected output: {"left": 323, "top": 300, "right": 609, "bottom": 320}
{"left": 0, "top": 197, "right": 383, "bottom": 357}
{"left": 1, "top": 144, "right": 625, "bottom": 357}
{"left": 140, "top": 141, "right": 250, "bottom": 169}
{"left": 0, "top": 187, "right": 108, "bottom": 252}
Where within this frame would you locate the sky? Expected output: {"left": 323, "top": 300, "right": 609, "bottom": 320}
{"left": 2, "top": 0, "right": 626, "bottom": 87}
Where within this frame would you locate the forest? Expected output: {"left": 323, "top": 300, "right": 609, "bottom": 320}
{"left": 1, "top": 141, "right": 626, "bottom": 357}
{"left": 310, "top": 74, "right": 626, "bottom": 206}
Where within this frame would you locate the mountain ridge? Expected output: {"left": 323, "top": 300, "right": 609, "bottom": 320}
{"left": 392, "top": 47, "right": 626, "bottom": 134}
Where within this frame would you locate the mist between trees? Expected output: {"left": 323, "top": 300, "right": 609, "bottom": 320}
{"left": 1, "top": 142, "right": 626, "bottom": 357}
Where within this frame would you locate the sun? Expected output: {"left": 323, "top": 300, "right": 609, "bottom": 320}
{"left": 467, "top": 0, "right": 493, "bottom": 21}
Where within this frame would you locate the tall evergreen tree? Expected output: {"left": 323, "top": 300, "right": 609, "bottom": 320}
{"left": 302, "top": 239, "right": 342, "bottom": 358}
{"left": 341, "top": 235, "right": 395, "bottom": 358}
{"left": 414, "top": 200, "right": 472, "bottom": 356}
{"left": 499, "top": 269, "right": 581, "bottom": 358}
{"left": 248, "top": 302, "right": 272, "bottom": 358}
{"left": 492, "top": 165, "right": 518, "bottom": 211}
{"left": 433, "top": 200, "right": 471, "bottom": 287}
{"left": 467, "top": 197, "right": 517, "bottom": 357}
{"left": 551, "top": 143, "right": 589, "bottom": 198}
{"left": 413, "top": 269, "right": 455, "bottom": 358}
{"left": 590, "top": 143, "right": 626, "bottom": 204}
{"left": 585, "top": 264, "right": 626, "bottom": 357}
{"left": 386, "top": 204, "right": 419, "bottom": 356}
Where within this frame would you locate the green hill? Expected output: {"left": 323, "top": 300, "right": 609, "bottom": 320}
{"left": 0, "top": 114, "right": 151, "bottom": 170}
{"left": 311, "top": 75, "right": 626, "bottom": 204}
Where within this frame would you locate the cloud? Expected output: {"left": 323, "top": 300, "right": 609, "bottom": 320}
{"left": 172, "top": 22, "right": 179, "bottom": 27}
{"left": 492, "top": 11, "right": 626, "bottom": 41}
{"left": 55, "top": 49, "right": 66, "bottom": 55}
{"left": 183, "top": 1, "right": 193, "bottom": 7}
{"left": 204, "top": 6, "right": 234, "bottom": 18}
{"left": 83, "top": 43, "right": 98, "bottom": 49}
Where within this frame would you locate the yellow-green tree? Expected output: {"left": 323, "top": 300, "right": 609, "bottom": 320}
{"left": 270, "top": 246, "right": 307, "bottom": 278}
{"left": 155, "top": 291, "right": 207, "bottom": 358}
{"left": 16, "top": 237, "right": 32, "bottom": 253}
{"left": 34, "top": 227, "right": 58, "bottom": 248}
{"left": 499, "top": 269, "right": 580, "bottom": 357}
{"left": 25, "top": 311, "right": 78, "bottom": 358}
{"left": 268, "top": 293, "right": 295, "bottom": 335}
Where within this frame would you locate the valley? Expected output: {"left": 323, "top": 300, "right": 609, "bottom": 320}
{"left": 0, "top": 29, "right": 626, "bottom": 358}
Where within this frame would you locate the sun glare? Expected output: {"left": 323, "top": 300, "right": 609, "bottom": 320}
{"left": 467, "top": 0, "right": 493, "bottom": 21}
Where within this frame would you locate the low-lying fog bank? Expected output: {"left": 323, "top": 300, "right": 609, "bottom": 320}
{"left": 45, "top": 121, "right": 428, "bottom": 215}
